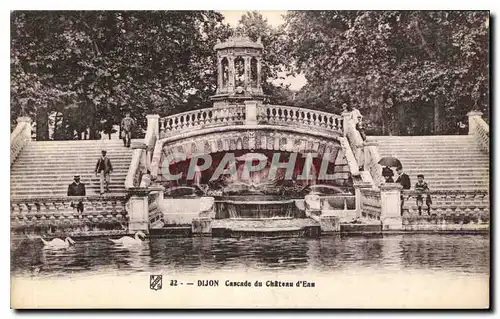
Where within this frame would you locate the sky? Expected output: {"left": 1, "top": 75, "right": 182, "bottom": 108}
{"left": 219, "top": 10, "right": 307, "bottom": 91}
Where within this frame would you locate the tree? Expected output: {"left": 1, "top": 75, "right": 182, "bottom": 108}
{"left": 11, "top": 11, "right": 231, "bottom": 140}
{"left": 283, "top": 11, "right": 489, "bottom": 135}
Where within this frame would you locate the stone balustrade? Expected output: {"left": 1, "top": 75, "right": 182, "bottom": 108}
{"left": 157, "top": 104, "right": 344, "bottom": 139}
{"left": 468, "top": 111, "right": 489, "bottom": 153}
{"left": 10, "top": 196, "right": 128, "bottom": 235}
{"left": 363, "top": 140, "right": 384, "bottom": 188}
{"left": 401, "top": 190, "right": 489, "bottom": 224}
{"left": 10, "top": 117, "right": 32, "bottom": 166}
{"left": 257, "top": 105, "right": 343, "bottom": 134}
{"left": 159, "top": 105, "right": 246, "bottom": 137}
{"left": 360, "top": 188, "right": 382, "bottom": 220}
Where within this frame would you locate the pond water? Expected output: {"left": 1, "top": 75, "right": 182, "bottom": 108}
{"left": 11, "top": 234, "right": 489, "bottom": 278}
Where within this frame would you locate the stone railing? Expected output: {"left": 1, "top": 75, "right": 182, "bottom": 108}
{"left": 360, "top": 188, "right": 382, "bottom": 220}
{"left": 10, "top": 196, "right": 129, "bottom": 235}
{"left": 257, "top": 105, "right": 343, "bottom": 134}
{"left": 158, "top": 104, "right": 344, "bottom": 139}
{"left": 10, "top": 117, "right": 32, "bottom": 166}
{"left": 159, "top": 105, "right": 246, "bottom": 138}
{"left": 363, "top": 140, "right": 384, "bottom": 188}
{"left": 468, "top": 111, "right": 489, "bottom": 153}
{"left": 401, "top": 190, "right": 489, "bottom": 224}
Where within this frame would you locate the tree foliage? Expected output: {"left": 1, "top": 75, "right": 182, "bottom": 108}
{"left": 11, "top": 11, "right": 231, "bottom": 140}
{"left": 283, "top": 11, "right": 489, "bottom": 135}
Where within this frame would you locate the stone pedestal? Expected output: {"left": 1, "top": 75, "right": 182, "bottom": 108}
{"left": 380, "top": 183, "right": 403, "bottom": 230}
{"left": 354, "top": 183, "right": 373, "bottom": 218}
{"left": 244, "top": 100, "right": 258, "bottom": 125}
{"left": 127, "top": 195, "right": 149, "bottom": 232}
{"left": 146, "top": 114, "right": 160, "bottom": 140}
{"left": 467, "top": 110, "right": 483, "bottom": 135}
{"left": 17, "top": 116, "right": 32, "bottom": 139}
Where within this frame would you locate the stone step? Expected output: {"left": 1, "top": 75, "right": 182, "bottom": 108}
{"left": 11, "top": 180, "right": 126, "bottom": 187}
{"left": 10, "top": 188, "right": 127, "bottom": 196}
{"left": 11, "top": 165, "right": 131, "bottom": 171}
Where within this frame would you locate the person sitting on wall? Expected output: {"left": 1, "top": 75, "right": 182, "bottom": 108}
{"left": 415, "top": 174, "right": 432, "bottom": 216}
{"left": 67, "top": 175, "right": 86, "bottom": 213}
{"left": 382, "top": 166, "right": 394, "bottom": 183}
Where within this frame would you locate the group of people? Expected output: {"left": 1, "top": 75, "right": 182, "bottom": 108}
{"left": 66, "top": 113, "right": 136, "bottom": 213}
{"left": 383, "top": 166, "right": 432, "bottom": 216}
{"left": 344, "top": 104, "right": 432, "bottom": 216}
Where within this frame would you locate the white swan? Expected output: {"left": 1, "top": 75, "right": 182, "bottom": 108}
{"left": 109, "top": 231, "right": 146, "bottom": 246}
{"left": 40, "top": 237, "right": 75, "bottom": 249}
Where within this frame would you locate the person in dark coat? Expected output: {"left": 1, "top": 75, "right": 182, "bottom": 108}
{"left": 395, "top": 166, "right": 411, "bottom": 189}
{"left": 415, "top": 174, "right": 432, "bottom": 215}
{"left": 95, "top": 150, "right": 113, "bottom": 195}
{"left": 67, "top": 175, "right": 86, "bottom": 213}
{"left": 382, "top": 166, "right": 394, "bottom": 183}
{"left": 395, "top": 166, "right": 411, "bottom": 216}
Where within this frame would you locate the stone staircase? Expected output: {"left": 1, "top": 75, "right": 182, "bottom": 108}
{"left": 11, "top": 139, "right": 134, "bottom": 199}
{"left": 373, "top": 135, "right": 489, "bottom": 191}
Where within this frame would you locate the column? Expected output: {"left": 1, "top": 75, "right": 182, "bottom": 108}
{"left": 146, "top": 114, "right": 159, "bottom": 142}
{"left": 467, "top": 110, "right": 483, "bottom": 135}
{"left": 354, "top": 183, "right": 372, "bottom": 218}
{"left": 217, "top": 57, "right": 223, "bottom": 93}
{"left": 244, "top": 56, "right": 251, "bottom": 90}
{"left": 256, "top": 57, "right": 262, "bottom": 90}
{"left": 228, "top": 56, "right": 235, "bottom": 90}
{"left": 380, "top": 183, "right": 403, "bottom": 230}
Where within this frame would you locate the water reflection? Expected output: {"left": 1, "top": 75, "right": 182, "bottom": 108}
{"left": 11, "top": 234, "right": 489, "bottom": 277}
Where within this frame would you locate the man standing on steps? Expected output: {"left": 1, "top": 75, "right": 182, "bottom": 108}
{"left": 95, "top": 150, "right": 113, "bottom": 195}
{"left": 67, "top": 175, "right": 86, "bottom": 213}
{"left": 121, "top": 112, "right": 135, "bottom": 148}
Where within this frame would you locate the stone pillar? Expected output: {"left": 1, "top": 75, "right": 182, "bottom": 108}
{"left": 341, "top": 111, "right": 351, "bottom": 137}
{"left": 17, "top": 116, "right": 32, "bottom": 139}
{"left": 127, "top": 194, "right": 149, "bottom": 232}
{"left": 380, "top": 183, "right": 403, "bottom": 230}
{"left": 244, "top": 56, "right": 251, "bottom": 90}
{"left": 467, "top": 110, "right": 483, "bottom": 135}
{"left": 228, "top": 56, "right": 235, "bottom": 90}
{"left": 146, "top": 114, "right": 159, "bottom": 141}
{"left": 256, "top": 57, "right": 262, "bottom": 89}
{"left": 354, "top": 183, "right": 372, "bottom": 218}
{"left": 217, "top": 57, "right": 223, "bottom": 93}
{"left": 244, "top": 100, "right": 258, "bottom": 125}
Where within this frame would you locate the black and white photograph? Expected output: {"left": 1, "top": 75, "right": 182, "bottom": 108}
{"left": 9, "top": 9, "right": 490, "bottom": 309}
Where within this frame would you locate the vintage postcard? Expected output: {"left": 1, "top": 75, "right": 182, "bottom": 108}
{"left": 10, "top": 10, "right": 490, "bottom": 309}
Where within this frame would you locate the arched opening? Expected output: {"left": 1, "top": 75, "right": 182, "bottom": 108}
{"left": 251, "top": 57, "right": 258, "bottom": 88}
{"left": 221, "top": 57, "right": 229, "bottom": 88}
{"left": 234, "top": 56, "right": 245, "bottom": 88}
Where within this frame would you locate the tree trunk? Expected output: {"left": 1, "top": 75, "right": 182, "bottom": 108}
{"left": 433, "top": 95, "right": 444, "bottom": 135}
{"left": 35, "top": 106, "right": 49, "bottom": 141}
{"left": 88, "top": 101, "right": 98, "bottom": 139}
